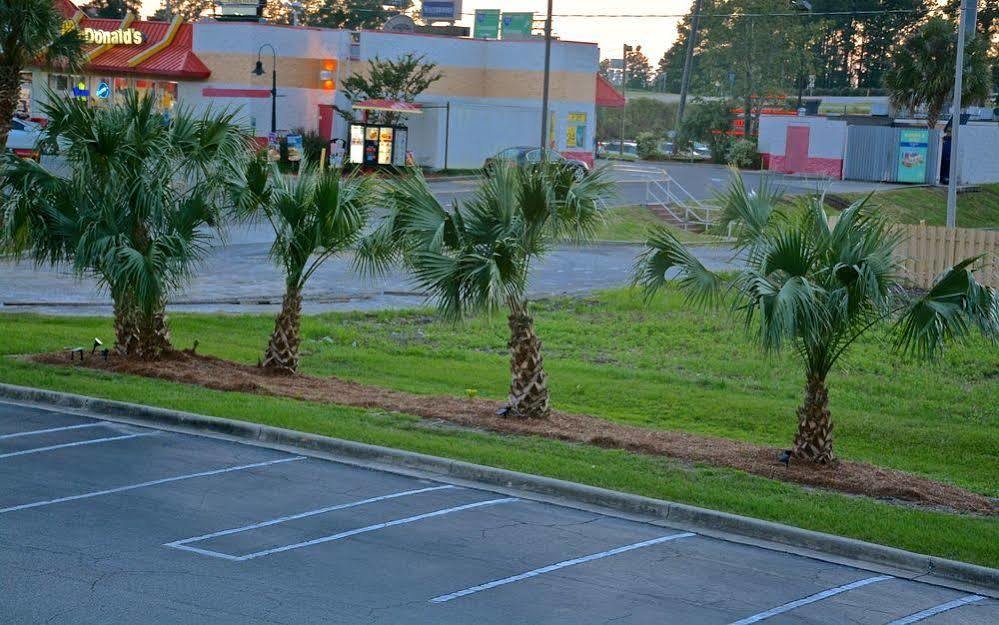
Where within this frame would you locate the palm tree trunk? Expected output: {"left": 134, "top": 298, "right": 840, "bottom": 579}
{"left": 263, "top": 287, "right": 302, "bottom": 373}
{"left": 792, "top": 375, "right": 834, "bottom": 464}
{"left": 112, "top": 297, "right": 140, "bottom": 356}
{"left": 134, "top": 304, "right": 171, "bottom": 360}
{"left": 503, "top": 301, "right": 550, "bottom": 419}
{"left": 0, "top": 65, "right": 21, "bottom": 150}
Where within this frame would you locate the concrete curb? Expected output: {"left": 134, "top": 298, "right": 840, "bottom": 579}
{"left": 1, "top": 382, "right": 996, "bottom": 594}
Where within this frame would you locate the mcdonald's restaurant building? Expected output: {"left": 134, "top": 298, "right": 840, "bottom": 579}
{"left": 29, "top": 0, "right": 623, "bottom": 169}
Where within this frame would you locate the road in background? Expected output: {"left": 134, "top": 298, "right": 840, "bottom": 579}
{"left": 3, "top": 157, "right": 901, "bottom": 316}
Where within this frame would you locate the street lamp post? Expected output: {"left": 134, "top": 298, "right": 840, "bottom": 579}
{"left": 252, "top": 44, "right": 278, "bottom": 133}
{"left": 620, "top": 44, "right": 630, "bottom": 157}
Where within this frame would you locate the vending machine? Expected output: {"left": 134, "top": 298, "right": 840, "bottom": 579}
{"left": 349, "top": 123, "right": 409, "bottom": 168}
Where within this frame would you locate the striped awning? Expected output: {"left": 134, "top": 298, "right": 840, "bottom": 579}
{"left": 353, "top": 99, "right": 423, "bottom": 114}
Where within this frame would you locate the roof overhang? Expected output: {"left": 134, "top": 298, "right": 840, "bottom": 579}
{"left": 596, "top": 74, "right": 626, "bottom": 108}
{"left": 353, "top": 99, "right": 423, "bottom": 114}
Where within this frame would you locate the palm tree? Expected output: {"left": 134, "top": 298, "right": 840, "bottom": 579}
{"left": 884, "top": 17, "right": 992, "bottom": 128}
{"left": 0, "top": 0, "right": 82, "bottom": 148}
{"left": 635, "top": 175, "right": 998, "bottom": 464}
{"left": 235, "top": 157, "right": 375, "bottom": 373}
{"left": 1, "top": 91, "right": 249, "bottom": 358}
{"left": 359, "top": 164, "right": 614, "bottom": 418}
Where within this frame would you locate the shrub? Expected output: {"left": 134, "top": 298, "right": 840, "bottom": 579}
{"left": 636, "top": 132, "right": 662, "bottom": 160}
{"left": 726, "top": 139, "right": 760, "bottom": 169}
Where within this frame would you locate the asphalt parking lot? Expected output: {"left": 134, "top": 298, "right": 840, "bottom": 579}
{"left": 1, "top": 399, "right": 995, "bottom": 625}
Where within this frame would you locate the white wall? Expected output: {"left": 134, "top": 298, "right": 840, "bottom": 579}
{"left": 758, "top": 115, "right": 848, "bottom": 159}
{"left": 957, "top": 123, "right": 999, "bottom": 185}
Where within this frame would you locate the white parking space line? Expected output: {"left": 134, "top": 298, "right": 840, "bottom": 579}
{"left": 0, "top": 456, "right": 305, "bottom": 514}
{"left": 430, "top": 531, "right": 697, "bottom": 604}
{"left": 726, "top": 575, "right": 893, "bottom": 624}
{"left": 169, "top": 496, "right": 518, "bottom": 561}
{"left": 885, "top": 595, "right": 985, "bottom": 624}
{"left": 166, "top": 485, "right": 456, "bottom": 550}
{"left": 0, "top": 422, "right": 105, "bottom": 440}
{"left": 0, "top": 432, "right": 156, "bottom": 459}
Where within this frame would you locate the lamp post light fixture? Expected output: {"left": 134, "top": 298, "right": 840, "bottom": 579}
{"left": 252, "top": 43, "right": 278, "bottom": 133}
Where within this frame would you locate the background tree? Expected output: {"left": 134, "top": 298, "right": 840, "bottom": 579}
{"left": 635, "top": 175, "right": 998, "bottom": 464}
{"left": 656, "top": 12, "right": 700, "bottom": 94}
{"left": 336, "top": 53, "right": 442, "bottom": 125}
{"left": 692, "top": 0, "right": 818, "bottom": 136}
{"left": 0, "top": 92, "right": 249, "bottom": 359}
{"left": 235, "top": 157, "right": 375, "bottom": 373}
{"left": 0, "top": 0, "right": 82, "bottom": 149}
{"left": 359, "top": 164, "right": 614, "bottom": 419}
{"left": 596, "top": 98, "right": 678, "bottom": 141}
{"left": 150, "top": 0, "right": 215, "bottom": 21}
{"left": 599, "top": 58, "right": 611, "bottom": 78}
{"left": 624, "top": 45, "right": 652, "bottom": 90}
{"left": 83, "top": 0, "right": 142, "bottom": 18}
{"left": 263, "top": 0, "right": 411, "bottom": 29}
{"left": 884, "top": 16, "right": 992, "bottom": 128}
{"left": 677, "top": 99, "right": 734, "bottom": 163}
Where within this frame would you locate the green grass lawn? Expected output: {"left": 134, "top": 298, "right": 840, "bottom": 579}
{"left": 1, "top": 289, "right": 996, "bottom": 565}
{"left": 592, "top": 205, "right": 725, "bottom": 244}
{"left": 835, "top": 184, "right": 999, "bottom": 229}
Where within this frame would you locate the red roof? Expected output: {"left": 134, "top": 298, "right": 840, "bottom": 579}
{"left": 85, "top": 21, "right": 210, "bottom": 80}
{"left": 353, "top": 99, "right": 423, "bottom": 114}
{"left": 48, "top": 2, "right": 210, "bottom": 80}
{"left": 596, "top": 74, "right": 625, "bottom": 108}
{"left": 56, "top": 0, "right": 79, "bottom": 17}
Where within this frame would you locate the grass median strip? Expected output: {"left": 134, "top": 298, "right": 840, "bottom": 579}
{"left": 0, "top": 288, "right": 995, "bottom": 566}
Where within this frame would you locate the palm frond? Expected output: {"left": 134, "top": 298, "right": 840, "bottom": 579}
{"left": 894, "top": 256, "right": 999, "bottom": 358}
{"left": 634, "top": 225, "right": 722, "bottom": 307}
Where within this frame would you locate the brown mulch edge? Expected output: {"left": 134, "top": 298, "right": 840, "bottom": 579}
{"left": 31, "top": 349, "right": 996, "bottom": 516}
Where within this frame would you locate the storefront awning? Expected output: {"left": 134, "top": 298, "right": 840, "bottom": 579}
{"left": 50, "top": 1, "right": 210, "bottom": 80}
{"left": 353, "top": 99, "right": 423, "bottom": 115}
{"left": 596, "top": 74, "right": 626, "bottom": 108}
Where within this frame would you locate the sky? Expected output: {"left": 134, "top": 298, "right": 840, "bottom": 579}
{"left": 132, "top": 1, "right": 692, "bottom": 63}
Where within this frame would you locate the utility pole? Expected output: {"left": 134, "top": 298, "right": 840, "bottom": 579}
{"left": 674, "top": 0, "right": 703, "bottom": 142}
{"left": 539, "top": 0, "right": 554, "bottom": 158}
{"left": 620, "top": 44, "right": 630, "bottom": 156}
{"left": 946, "top": 0, "right": 972, "bottom": 228}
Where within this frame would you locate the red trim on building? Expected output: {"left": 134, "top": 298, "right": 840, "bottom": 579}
{"left": 202, "top": 88, "right": 272, "bottom": 98}
{"left": 596, "top": 74, "right": 625, "bottom": 108}
{"left": 761, "top": 153, "right": 843, "bottom": 179}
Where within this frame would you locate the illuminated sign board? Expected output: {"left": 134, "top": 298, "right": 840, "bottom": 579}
{"left": 81, "top": 28, "right": 145, "bottom": 45}
{"left": 63, "top": 21, "right": 145, "bottom": 46}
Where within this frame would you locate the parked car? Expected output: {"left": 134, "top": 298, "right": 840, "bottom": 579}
{"left": 5, "top": 118, "right": 43, "bottom": 161}
{"left": 483, "top": 146, "right": 589, "bottom": 180}
{"left": 597, "top": 140, "right": 638, "bottom": 160}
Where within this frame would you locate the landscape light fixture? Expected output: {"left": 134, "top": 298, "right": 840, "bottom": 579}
{"left": 252, "top": 44, "right": 278, "bottom": 133}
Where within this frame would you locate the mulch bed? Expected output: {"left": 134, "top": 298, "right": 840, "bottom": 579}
{"left": 32, "top": 349, "right": 996, "bottom": 516}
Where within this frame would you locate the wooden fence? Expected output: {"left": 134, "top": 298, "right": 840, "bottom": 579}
{"left": 896, "top": 223, "right": 999, "bottom": 290}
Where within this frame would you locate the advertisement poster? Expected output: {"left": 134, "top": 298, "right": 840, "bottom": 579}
{"left": 474, "top": 9, "right": 500, "bottom": 38}
{"left": 896, "top": 128, "right": 929, "bottom": 183}
{"left": 349, "top": 125, "right": 364, "bottom": 164}
{"left": 266, "top": 132, "right": 280, "bottom": 162}
{"left": 501, "top": 12, "right": 533, "bottom": 39}
{"left": 286, "top": 134, "right": 303, "bottom": 162}
{"left": 567, "top": 112, "right": 587, "bottom": 149}
{"left": 378, "top": 127, "right": 394, "bottom": 165}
